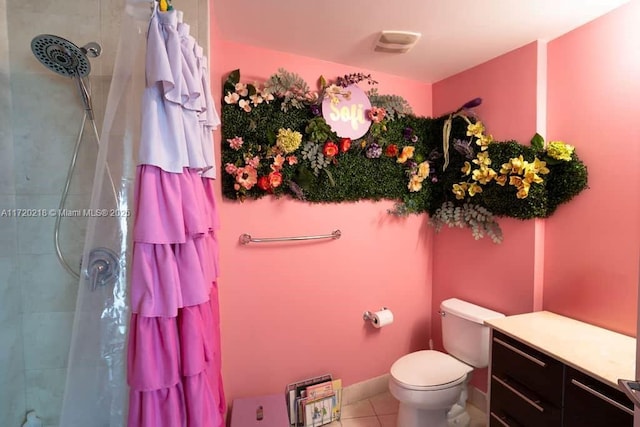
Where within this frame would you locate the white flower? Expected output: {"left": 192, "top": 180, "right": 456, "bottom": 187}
{"left": 239, "top": 99, "right": 252, "bottom": 112}
{"left": 250, "top": 94, "right": 264, "bottom": 106}
{"left": 224, "top": 92, "right": 240, "bottom": 104}
{"left": 235, "top": 82, "right": 249, "bottom": 97}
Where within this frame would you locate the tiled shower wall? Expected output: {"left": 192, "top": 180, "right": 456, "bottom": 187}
{"left": 0, "top": 1, "right": 208, "bottom": 425}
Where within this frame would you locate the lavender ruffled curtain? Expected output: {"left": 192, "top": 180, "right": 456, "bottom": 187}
{"left": 126, "top": 6, "right": 225, "bottom": 426}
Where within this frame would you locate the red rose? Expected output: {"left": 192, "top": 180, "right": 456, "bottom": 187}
{"left": 268, "top": 171, "right": 283, "bottom": 188}
{"left": 257, "top": 176, "right": 271, "bottom": 191}
{"left": 385, "top": 144, "right": 399, "bottom": 157}
{"left": 323, "top": 141, "right": 339, "bottom": 157}
{"left": 339, "top": 138, "right": 352, "bottom": 153}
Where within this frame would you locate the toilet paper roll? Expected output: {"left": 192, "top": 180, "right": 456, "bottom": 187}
{"left": 371, "top": 309, "right": 394, "bottom": 328}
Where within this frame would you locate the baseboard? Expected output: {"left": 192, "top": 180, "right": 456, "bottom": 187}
{"left": 341, "top": 375, "right": 487, "bottom": 414}
{"left": 467, "top": 385, "right": 487, "bottom": 413}
{"left": 341, "top": 374, "right": 390, "bottom": 406}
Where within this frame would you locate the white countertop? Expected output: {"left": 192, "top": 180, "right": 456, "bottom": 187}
{"left": 486, "top": 311, "right": 636, "bottom": 388}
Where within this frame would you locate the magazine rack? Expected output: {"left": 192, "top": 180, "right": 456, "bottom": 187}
{"left": 285, "top": 374, "right": 342, "bottom": 426}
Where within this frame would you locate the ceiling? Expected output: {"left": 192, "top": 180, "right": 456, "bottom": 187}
{"left": 213, "top": 0, "right": 629, "bottom": 83}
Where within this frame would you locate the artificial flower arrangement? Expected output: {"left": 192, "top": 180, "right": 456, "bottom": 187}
{"left": 221, "top": 69, "right": 588, "bottom": 243}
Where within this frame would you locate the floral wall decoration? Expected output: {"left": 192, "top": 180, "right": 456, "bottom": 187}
{"left": 221, "top": 69, "right": 588, "bottom": 243}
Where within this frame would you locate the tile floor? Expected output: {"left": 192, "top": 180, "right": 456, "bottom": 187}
{"left": 327, "top": 392, "right": 486, "bottom": 427}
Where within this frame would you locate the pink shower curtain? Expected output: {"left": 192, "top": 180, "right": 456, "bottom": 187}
{"left": 126, "top": 7, "right": 225, "bottom": 427}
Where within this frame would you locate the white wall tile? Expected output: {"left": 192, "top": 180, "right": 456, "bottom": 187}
{"left": 0, "top": 314, "right": 26, "bottom": 427}
{"left": 25, "top": 368, "right": 66, "bottom": 426}
{"left": 15, "top": 195, "right": 58, "bottom": 255}
{"left": 0, "top": 195, "right": 17, "bottom": 256}
{"left": 22, "top": 312, "right": 73, "bottom": 370}
{"left": 20, "top": 253, "right": 78, "bottom": 313}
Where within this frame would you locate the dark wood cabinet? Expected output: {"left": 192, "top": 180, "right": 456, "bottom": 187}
{"left": 564, "top": 367, "right": 633, "bottom": 427}
{"left": 489, "top": 330, "right": 633, "bottom": 427}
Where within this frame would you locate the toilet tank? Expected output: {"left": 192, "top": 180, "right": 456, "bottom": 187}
{"left": 440, "top": 298, "right": 505, "bottom": 368}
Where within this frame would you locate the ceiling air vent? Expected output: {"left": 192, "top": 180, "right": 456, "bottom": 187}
{"left": 375, "top": 30, "right": 421, "bottom": 53}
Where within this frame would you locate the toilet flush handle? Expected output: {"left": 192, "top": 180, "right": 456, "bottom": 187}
{"left": 438, "top": 310, "right": 446, "bottom": 317}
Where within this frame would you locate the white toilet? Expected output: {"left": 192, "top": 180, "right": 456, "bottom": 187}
{"left": 389, "top": 298, "right": 504, "bottom": 427}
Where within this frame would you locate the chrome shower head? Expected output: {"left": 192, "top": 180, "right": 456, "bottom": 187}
{"left": 30, "top": 34, "right": 100, "bottom": 77}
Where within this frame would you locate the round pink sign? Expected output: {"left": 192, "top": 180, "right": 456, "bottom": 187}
{"left": 322, "top": 84, "right": 372, "bottom": 139}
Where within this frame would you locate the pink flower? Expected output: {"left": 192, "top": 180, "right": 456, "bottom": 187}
{"left": 246, "top": 156, "right": 260, "bottom": 169}
{"left": 227, "top": 136, "right": 244, "bottom": 150}
{"left": 367, "top": 107, "right": 386, "bottom": 123}
{"left": 235, "top": 166, "right": 257, "bottom": 190}
{"left": 271, "top": 154, "right": 285, "bottom": 171}
{"left": 269, "top": 171, "right": 283, "bottom": 189}
{"left": 224, "top": 163, "right": 238, "bottom": 175}
{"left": 287, "top": 155, "right": 298, "bottom": 166}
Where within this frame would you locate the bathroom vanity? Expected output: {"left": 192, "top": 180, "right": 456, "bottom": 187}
{"left": 486, "top": 311, "right": 635, "bottom": 427}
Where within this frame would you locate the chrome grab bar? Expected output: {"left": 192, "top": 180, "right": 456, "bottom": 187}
{"left": 239, "top": 229, "right": 341, "bottom": 245}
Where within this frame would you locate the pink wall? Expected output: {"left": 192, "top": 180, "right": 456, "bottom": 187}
{"left": 209, "top": 0, "right": 640, "bottom": 407}
{"left": 544, "top": 0, "right": 640, "bottom": 336}
{"left": 431, "top": 42, "right": 542, "bottom": 390}
{"left": 213, "top": 40, "right": 434, "bottom": 403}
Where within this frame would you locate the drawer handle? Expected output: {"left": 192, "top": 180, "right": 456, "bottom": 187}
{"left": 493, "top": 337, "right": 546, "bottom": 367}
{"left": 490, "top": 411, "right": 513, "bottom": 426}
{"left": 571, "top": 379, "right": 634, "bottom": 416}
{"left": 492, "top": 375, "right": 545, "bottom": 412}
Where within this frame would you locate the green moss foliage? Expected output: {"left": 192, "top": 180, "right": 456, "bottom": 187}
{"left": 221, "top": 69, "right": 588, "bottom": 227}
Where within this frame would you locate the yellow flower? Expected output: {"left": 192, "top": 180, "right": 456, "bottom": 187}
{"left": 468, "top": 183, "right": 483, "bottom": 197}
{"left": 532, "top": 157, "right": 550, "bottom": 175}
{"left": 523, "top": 170, "right": 544, "bottom": 185}
{"left": 397, "top": 146, "right": 415, "bottom": 164}
{"left": 473, "top": 151, "right": 491, "bottom": 167}
{"left": 509, "top": 176, "right": 531, "bottom": 199}
{"left": 509, "top": 155, "right": 525, "bottom": 175}
{"left": 461, "top": 161, "right": 472, "bottom": 176}
{"left": 417, "top": 161, "right": 430, "bottom": 179}
{"left": 516, "top": 181, "right": 531, "bottom": 199}
{"left": 467, "top": 121, "right": 485, "bottom": 138}
{"left": 500, "top": 162, "right": 512, "bottom": 175}
{"left": 547, "top": 141, "right": 575, "bottom": 161}
{"left": 276, "top": 128, "right": 303, "bottom": 154}
{"left": 472, "top": 167, "right": 497, "bottom": 185}
{"left": 408, "top": 175, "right": 423, "bottom": 192}
{"left": 476, "top": 133, "right": 493, "bottom": 151}
{"left": 495, "top": 175, "right": 508, "bottom": 186}
{"left": 452, "top": 183, "right": 468, "bottom": 200}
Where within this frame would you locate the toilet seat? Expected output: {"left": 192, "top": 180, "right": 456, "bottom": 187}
{"left": 390, "top": 350, "right": 473, "bottom": 391}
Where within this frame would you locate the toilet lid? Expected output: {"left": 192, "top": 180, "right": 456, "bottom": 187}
{"left": 390, "top": 350, "right": 472, "bottom": 388}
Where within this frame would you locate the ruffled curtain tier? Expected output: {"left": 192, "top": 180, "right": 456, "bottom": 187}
{"left": 128, "top": 6, "right": 224, "bottom": 427}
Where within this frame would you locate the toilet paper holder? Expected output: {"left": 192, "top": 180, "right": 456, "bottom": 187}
{"left": 363, "top": 307, "right": 388, "bottom": 322}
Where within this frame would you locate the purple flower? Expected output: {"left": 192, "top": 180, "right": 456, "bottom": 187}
{"left": 310, "top": 104, "right": 321, "bottom": 116}
{"left": 453, "top": 138, "right": 475, "bottom": 159}
{"left": 365, "top": 142, "right": 382, "bottom": 159}
{"left": 411, "top": 134, "right": 419, "bottom": 143}
{"left": 454, "top": 97, "right": 482, "bottom": 114}
{"left": 288, "top": 181, "right": 306, "bottom": 200}
{"left": 403, "top": 127, "right": 414, "bottom": 139}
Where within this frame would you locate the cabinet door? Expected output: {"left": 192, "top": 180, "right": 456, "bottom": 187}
{"left": 491, "top": 331, "right": 564, "bottom": 406}
{"left": 490, "top": 331, "right": 563, "bottom": 426}
{"left": 564, "top": 367, "right": 633, "bottom": 427}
